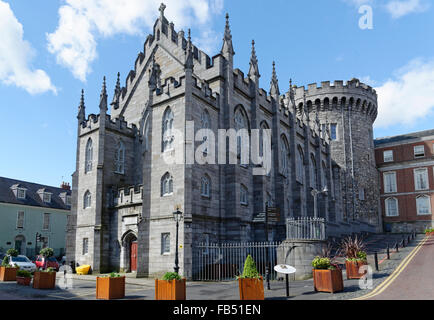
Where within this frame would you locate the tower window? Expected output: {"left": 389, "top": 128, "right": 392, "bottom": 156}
{"left": 330, "top": 124, "right": 338, "bottom": 141}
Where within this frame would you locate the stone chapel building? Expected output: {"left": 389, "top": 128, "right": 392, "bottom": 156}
{"left": 66, "top": 4, "right": 381, "bottom": 278}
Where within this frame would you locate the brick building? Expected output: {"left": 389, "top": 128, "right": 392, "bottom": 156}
{"left": 375, "top": 129, "right": 434, "bottom": 233}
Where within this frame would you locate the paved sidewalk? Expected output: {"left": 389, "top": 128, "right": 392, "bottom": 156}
{"left": 0, "top": 234, "right": 425, "bottom": 300}
{"left": 366, "top": 234, "right": 434, "bottom": 300}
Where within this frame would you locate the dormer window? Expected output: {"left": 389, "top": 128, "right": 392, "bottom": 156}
{"left": 37, "top": 189, "right": 52, "bottom": 203}
{"left": 66, "top": 195, "right": 72, "bottom": 206}
{"left": 43, "top": 193, "right": 52, "bottom": 203}
{"left": 17, "top": 188, "right": 26, "bottom": 199}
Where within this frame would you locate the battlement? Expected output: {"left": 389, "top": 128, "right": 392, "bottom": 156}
{"left": 79, "top": 113, "right": 138, "bottom": 137}
{"left": 294, "top": 79, "right": 377, "bottom": 100}
{"left": 114, "top": 185, "right": 143, "bottom": 207}
{"left": 292, "top": 79, "right": 378, "bottom": 122}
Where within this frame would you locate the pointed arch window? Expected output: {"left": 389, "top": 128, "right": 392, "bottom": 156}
{"left": 321, "top": 161, "right": 327, "bottom": 189}
{"left": 161, "top": 173, "right": 174, "bottom": 196}
{"left": 280, "top": 136, "right": 289, "bottom": 176}
{"left": 234, "top": 108, "right": 248, "bottom": 159}
{"left": 310, "top": 155, "right": 317, "bottom": 188}
{"left": 201, "top": 175, "right": 210, "bottom": 197}
{"left": 296, "top": 147, "right": 304, "bottom": 184}
{"left": 83, "top": 191, "right": 92, "bottom": 209}
{"left": 144, "top": 116, "right": 151, "bottom": 152}
{"left": 85, "top": 138, "right": 93, "bottom": 173}
{"left": 115, "top": 141, "right": 125, "bottom": 174}
{"left": 162, "top": 107, "right": 174, "bottom": 152}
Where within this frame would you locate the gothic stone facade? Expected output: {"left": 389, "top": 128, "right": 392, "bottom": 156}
{"left": 66, "top": 7, "right": 380, "bottom": 278}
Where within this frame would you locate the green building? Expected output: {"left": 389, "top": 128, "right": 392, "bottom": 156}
{"left": 0, "top": 177, "right": 71, "bottom": 259}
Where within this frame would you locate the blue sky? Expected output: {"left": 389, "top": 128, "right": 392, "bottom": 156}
{"left": 1, "top": 0, "right": 433, "bottom": 187}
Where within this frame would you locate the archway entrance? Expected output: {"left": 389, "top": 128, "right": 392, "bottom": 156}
{"left": 121, "top": 231, "right": 138, "bottom": 273}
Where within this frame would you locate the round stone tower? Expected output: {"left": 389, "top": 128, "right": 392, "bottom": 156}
{"left": 294, "top": 78, "right": 380, "bottom": 226}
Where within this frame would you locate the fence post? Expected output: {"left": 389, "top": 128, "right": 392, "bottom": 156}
{"left": 374, "top": 252, "right": 379, "bottom": 271}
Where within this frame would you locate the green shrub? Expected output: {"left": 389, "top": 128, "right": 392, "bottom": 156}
{"left": 238, "top": 255, "right": 261, "bottom": 279}
{"left": 108, "top": 272, "right": 121, "bottom": 278}
{"left": 356, "top": 251, "right": 367, "bottom": 261}
{"left": 1, "top": 256, "right": 10, "bottom": 267}
{"left": 17, "top": 270, "right": 32, "bottom": 278}
{"left": 39, "top": 248, "right": 54, "bottom": 258}
{"left": 6, "top": 249, "right": 18, "bottom": 257}
{"left": 312, "top": 257, "right": 331, "bottom": 270}
{"left": 162, "top": 272, "right": 182, "bottom": 281}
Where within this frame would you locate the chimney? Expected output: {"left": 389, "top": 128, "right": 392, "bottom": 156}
{"left": 61, "top": 182, "right": 71, "bottom": 191}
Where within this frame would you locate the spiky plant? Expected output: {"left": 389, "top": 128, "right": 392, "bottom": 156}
{"left": 340, "top": 236, "right": 367, "bottom": 261}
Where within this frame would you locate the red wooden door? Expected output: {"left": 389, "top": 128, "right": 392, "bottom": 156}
{"left": 130, "top": 242, "right": 138, "bottom": 272}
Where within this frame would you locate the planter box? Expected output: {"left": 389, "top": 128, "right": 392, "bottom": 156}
{"left": 0, "top": 267, "right": 17, "bottom": 282}
{"left": 155, "top": 279, "right": 186, "bottom": 300}
{"left": 313, "top": 269, "right": 344, "bottom": 293}
{"left": 17, "top": 276, "right": 32, "bottom": 286}
{"left": 345, "top": 260, "right": 368, "bottom": 279}
{"left": 33, "top": 271, "right": 56, "bottom": 289}
{"left": 96, "top": 276, "right": 125, "bottom": 300}
{"left": 238, "top": 277, "right": 264, "bottom": 300}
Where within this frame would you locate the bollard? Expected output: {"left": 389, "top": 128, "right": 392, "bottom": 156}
{"left": 408, "top": 235, "right": 411, "bottom": 244}
{"left": 402, "top": 239, "right": 406, "bottom": 248}
{"left": 395, "top": 242, "right": 399, "bottom": 252}
{"left": 374, "top": 252, "right": 379, "bottom": 271}
{"left": 387, "top": 244, "right": 390, "bottom": 260}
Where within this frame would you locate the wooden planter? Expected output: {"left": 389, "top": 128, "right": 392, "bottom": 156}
{"left": 345, "top": 260, "right": 368, "bottom": 279}
{"left": 96, "top": 276, "right": 125, "bottom": 300}
{"left": 313, "top": 269, "right": 344, "bottom": 293}
{"left": 33, "top": 271, "right": 56, "bottom": 289}
{"left": 155, "top": 279, "right": 186, "bottom": 300}
{"left": 238, "top": 277, "right": 265, "bottom": 300}
{"left": 0, "top": 267, "right": 17, "bottom": 281}
{"left": 17, "top": 276, "right": 32, "bottom": 286}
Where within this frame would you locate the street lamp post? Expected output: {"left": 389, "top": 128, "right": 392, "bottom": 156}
{"left": 173, "top": 206, "right": 183, "bottom": 274}
{"left": 311, "top": 186, "right": 328, "bottom": 218}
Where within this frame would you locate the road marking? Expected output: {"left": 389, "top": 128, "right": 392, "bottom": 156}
{"left": 354, "top": 236, "right": 429, "bottom": 300}
{"left": 46, "top": 287, "right": 148, "bottom": 300}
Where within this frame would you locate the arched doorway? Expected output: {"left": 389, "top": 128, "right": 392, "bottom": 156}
{"left": 121, "top": 231, "right": 138, "bottom": 273}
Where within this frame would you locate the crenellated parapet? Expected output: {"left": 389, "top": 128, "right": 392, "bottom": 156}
{"left": 113, "top": 185, "right": 143, "bottom": 208}
{"left": 293, "top": 79, "right": 378, "bottom": 122}
{"left": 79, "top": 113, "right": 138, "bottom": 138}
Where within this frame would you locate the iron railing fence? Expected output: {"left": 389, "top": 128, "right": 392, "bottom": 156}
{"left": 192, "top": 242, "right": 294, "bottom": 282}
{"left": 286, "top": 217, "right": 326, "bottom": 241}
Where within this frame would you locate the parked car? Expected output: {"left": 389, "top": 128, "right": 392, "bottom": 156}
{"left": 34, "top": 255, "right": 59, "bottom": 271}
{"left": 8, "top": 255, "right": 37, "bottom": 272}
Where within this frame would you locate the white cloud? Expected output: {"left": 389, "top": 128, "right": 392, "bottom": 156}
{"left": 0, "top": 1, "right": 56, "bottom": 94}
{"left": 374, "top": 58, "right": 434, "bottom": 128}
{"left": 385, "top": 0, "right": 430, "bottom": 19}
{"left": 47, "top": 0, "right": 224, "bottom": 82}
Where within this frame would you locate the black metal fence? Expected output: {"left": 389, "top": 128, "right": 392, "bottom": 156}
{"left": 192, "top": 242, "right": 290, "bottom": 282}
